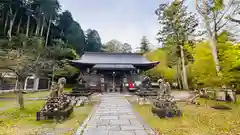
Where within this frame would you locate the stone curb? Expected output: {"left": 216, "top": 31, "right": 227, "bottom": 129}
{"left": 74, "top": 100, "right": 100, "bottom": 135}
{"left": 125, "top": 97, "right": 156, "bottom": 135}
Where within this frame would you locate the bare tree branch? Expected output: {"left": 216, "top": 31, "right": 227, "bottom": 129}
{"left": 216, "top": 20, "right": 230, "bottom": 31}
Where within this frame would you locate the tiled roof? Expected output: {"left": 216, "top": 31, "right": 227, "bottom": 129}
{"left": 71, "top": 52, "right": 155, "bottom": 64}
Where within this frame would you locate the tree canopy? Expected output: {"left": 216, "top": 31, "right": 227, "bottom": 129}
{"left": 140, "top": 36, "right": 150, "bottom": 53}
{"left": 103, "top": 39, "right": 132, "bottom": 53}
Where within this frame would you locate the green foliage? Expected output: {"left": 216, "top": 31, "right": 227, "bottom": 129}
{"left": 85, "top": 29, "right": 103, "bottom": 52}
{"left": 188, "top": 41, "right": 220, "bottom": 88}
{"left": 140, "top": 36, "right": 150, "bottom": 53}
{"left": 0, "top": 35, "right": 45, "bottom": 80}
{"left": 217, "top": 33, "right": 240, "bottom": 88}
{"left": 213, "top": 0, "right": 224, "bottom": 11}
{"left": 0, "top": 0, "right": 103, "bottom": 56}
{"left": 103, "top": 39, "right": 132, "bottom": 53}
{"left": 155, "top": 1, "right": 198, "bottom": 46}
{"left": 145, "top": 49, "right": 176, "bottom": 81}
{"left": 185, "top": 31, "right": 240, "bottom": 88}
{"left": 149, "top": 29, "right": 240, "bottom": 89}
{"left": 0, "top": 0, "right": 105, "bottom": 85}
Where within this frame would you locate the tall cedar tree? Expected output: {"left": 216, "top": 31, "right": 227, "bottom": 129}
{"left": 155, "top": 0, "right": 198, "bottom": 90}
{"left": 140, "top": 36, "right": 150, "bottom": 53}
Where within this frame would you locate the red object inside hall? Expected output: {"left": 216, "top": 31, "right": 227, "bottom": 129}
{"left": 129, "top": 81, "right": 134, "bottom": 88}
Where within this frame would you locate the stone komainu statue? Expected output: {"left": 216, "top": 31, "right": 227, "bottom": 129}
{"left": 141, "top": 76, "right": 151, "bottom": 88}
{"left": 157, "top": 79, "right": 172, "bottom": 99}
{"left": 165, "top": 82, "right": 171, "bottom": 95}
{"left": 49, "top": 77, "right": 66, "bottom": 98}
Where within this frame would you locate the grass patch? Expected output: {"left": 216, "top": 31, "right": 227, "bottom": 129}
{"left": 0, "top": 91, "right": 49, "bottom": 109}
{"left": 0, "top": 90, "right": 49, "bottom": 99}
{"left": 0, "top": 88, "right": 72, "bottom": 99}
{"left": 24, "top": 91, "right": 50, "bottom": 98}
{"left": 64, "top": 87, "right": 72, "bottom": 92}
{"left": 132, "top": 97, "right": 240, "bottom": 135}
{"left": 0, "top": 88, "right": 72, "bottom": 109}
{"left": 0, "top": 99, "right": 18, "bottom": 108}
{"left": 0, "top": 99, "right": 96, "bottom": 135}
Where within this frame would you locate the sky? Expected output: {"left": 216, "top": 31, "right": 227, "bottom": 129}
{"left": 58, "top": 0, "right": 195, "bottom": 50}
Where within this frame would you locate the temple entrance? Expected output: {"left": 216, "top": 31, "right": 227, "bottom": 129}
{"left": 103, "top": 71, "right": 122, "bottom": 92}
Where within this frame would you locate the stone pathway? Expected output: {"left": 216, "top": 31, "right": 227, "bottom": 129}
{"left": 79, "top": 93, "right": 151, "bottom": 135}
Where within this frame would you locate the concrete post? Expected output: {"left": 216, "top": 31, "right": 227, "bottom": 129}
{"left": 24, "top": 77, "right": 29, "bottom": 90}
{"left": 15, "top": 79, "right": 18, "bottom": 91}
{"left": 33, "top": 77, "right": 39, "bottom": 91}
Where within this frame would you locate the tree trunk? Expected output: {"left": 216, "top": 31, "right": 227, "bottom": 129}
{"left": 1, "top": 8, "right": 4, "bottom": 29}
{"left": 35, "top": 20, "right": 40, "bottom": 36}
{"left": 26, "top": 15, "right": 30, "bottom": 37}
{"left": 180, "top": 45, "right": 189, "bottom": 90}
{"left": 7, "top": 8, "right": 18, "bottom": 41}
{"left": 177, "top": 59, "right": 183, "bottom": 90}
{"left": 206, "top": 25, "right": 220, "bottom": 73}
{"left": 35, "top": 15, "right": 41, "bottom": 36}
{"left": 4, "top": 13, "right": 8, "bottom": 36}
{"left": 40, "top": 17, "right": 45, "bottom": 37}
{"left": 17, "top": 79, "right": 25, "bottom": 109}
{"left": 33, "top": 68, "right": 40, "bottom": 91}
{"left": 17, "top": 16, "right": 22, "bottom": 34}
{"left": 202, "top": 0, "right": 221, "bottom": 74}
{"left": 52, "top": 64, "right": 55, "bottom": 83}
{"left": 45, "top": 18, "right": 51, "bottom": 47}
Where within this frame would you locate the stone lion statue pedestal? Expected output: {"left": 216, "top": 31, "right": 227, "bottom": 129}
{"left": 152, "top": 80, "right": 182, "bottom": 118}
{"left": 152, "top": 97, "right": 182, "bottom": 118}
{"left": 36, "top": 77, "right": 73, "bottom": 122}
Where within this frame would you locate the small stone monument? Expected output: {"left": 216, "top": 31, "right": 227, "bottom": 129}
{"left": 152, "top": 80, "right": 181, "bottom": 118}
{"left": 216, "top": 88, "right": 236, "bottom": 102}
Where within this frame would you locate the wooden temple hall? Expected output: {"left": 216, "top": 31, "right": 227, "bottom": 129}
{"left": 70, "top": 52, "right": 159, "bottom": 92}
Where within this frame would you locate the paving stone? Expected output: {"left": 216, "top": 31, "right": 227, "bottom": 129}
{"left": 82, "top": 129, "right": 108, "bottom": 135}
{"left": 110, "top": 119, "right": 130, "bottom": 125}
{"left": 85, "top": 125, "right": 97, "bottom": 129}
{"left": 129, "top": 120, "right": 142, "bottom": 125}
{"left": 120, "top": 125, "right": 144, "bottom": 130}
{"left": 134, "top": 130, "right": 149, "bottom": 135}
{"left": 87, "top": 120, "right": 110, "bottom": 126}
{"left": 97, "top": 125, "right": 121, "bottom": 130}
{"left": 119, "top": 115, "right": 137, "bottom": 119}
{"left": 108, "top": 130, "right": 135, "bottom": 135}
{"left": 99, "top": 116, "right": 119, "bottom": 120}
{"left": 90, "top": 115, "right": 100, "bottom": 119}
